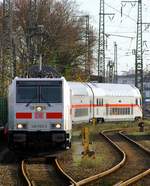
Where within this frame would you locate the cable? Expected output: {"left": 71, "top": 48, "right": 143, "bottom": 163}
{"left": 105, "top": 2, "right": 136, "bottom": 23}
{"left": 113, "top": 5, "right": 134, "bottom": 34}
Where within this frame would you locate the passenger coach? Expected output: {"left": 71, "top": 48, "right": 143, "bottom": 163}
{"left": 69, "top": 82, "right": 142, "bottom": 123}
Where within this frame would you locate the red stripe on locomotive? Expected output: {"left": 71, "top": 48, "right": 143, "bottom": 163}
{"left": 16, "top": 112, "right": 32, "bottom": 119}
{"left": 46, "top": 112, "right": 63, "bottom": 119}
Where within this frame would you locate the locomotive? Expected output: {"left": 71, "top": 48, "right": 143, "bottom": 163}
{"left": 7, "top": 77, "right": 142, "bottom": 152}
{"left": 8, "top": 77, "right": 71, "bottom": 152}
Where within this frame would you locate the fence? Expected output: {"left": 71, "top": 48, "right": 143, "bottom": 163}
{"left": 0, "top": 97, "right": 8, "bottom": 126}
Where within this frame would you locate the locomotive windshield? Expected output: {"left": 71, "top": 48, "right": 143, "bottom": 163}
{"left": 16, "top": 81, "right": 62, "bottom": 103}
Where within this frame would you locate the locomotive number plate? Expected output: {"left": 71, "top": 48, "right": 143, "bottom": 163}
{"left": 31, "top": 124, "right": 47, "bottom": 129}
{"left": 34, "top": 112, "right": 44, "bottom": 119}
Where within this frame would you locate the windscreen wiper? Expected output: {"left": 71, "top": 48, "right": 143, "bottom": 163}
{"left": 40, "top": 95, "right": 51, "bottom": 107}
{"left": 25, "top": 96, "right": 37, "bottom": 107}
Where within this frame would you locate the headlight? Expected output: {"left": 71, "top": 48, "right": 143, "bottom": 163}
{"left": 55, "top": 123, "right": 61, "bottom": 129}
{"left": 36, "top": 106, "right": 42, "bottom": 112}
{"left": 16, "top": 123, "right": 26, "bottom": 129}
{"left": 17, "top": 123, "right": 23, "bottom": 129}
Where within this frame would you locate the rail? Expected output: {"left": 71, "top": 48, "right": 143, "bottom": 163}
{"left": 114, "top": 132, "right": 150, "bottom": 186}
{"left": 21, "top": 129, "right": 150, "bottom": 186}
{"left": 21, "top": 157, "right": 76, "bottom": 186}
{"left": 21, "top": 160, "right": 32, "bottom": 186}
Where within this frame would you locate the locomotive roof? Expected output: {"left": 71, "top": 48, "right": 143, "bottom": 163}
{"left": 88, "top": 83, "right": 141, "bottom": 97}
{"left": 13, "top": 77, "right": 64, "bottom": 81}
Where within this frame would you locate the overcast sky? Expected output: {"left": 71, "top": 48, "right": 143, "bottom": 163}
{"left": 1, "top": 0, "right": 150, "bottom": 75}
{"left": 76, "top": 0, "right": 150, "bottom": 75}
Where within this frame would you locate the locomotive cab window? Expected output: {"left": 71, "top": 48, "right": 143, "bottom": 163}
{"left": 16, "top": 86, "right": 38, "bottom": 103}
{"left": 40, "top": 86, "right": 62, "bottom": 103}
{"left": 16, "top": 81, "right": 62, "bottom": 103}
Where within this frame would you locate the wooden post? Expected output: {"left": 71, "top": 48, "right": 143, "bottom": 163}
{"left": 82, "top": 127, "right": 89, "bottom": 155}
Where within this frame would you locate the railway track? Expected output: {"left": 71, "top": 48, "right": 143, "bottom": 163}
{"left": 68, "top": 129, "right": 149, "bottom": 186}
{"left": 0, "top": 129, "right": 149, "bottom": 186}
{"left": 21, "top": 157, "right": 75, "bottom": 186}
{"left": 91, "top": 130, "right": 150, "bottom": 186}
{"left": 0, "top": 145, "right": 23, "bottom": 186}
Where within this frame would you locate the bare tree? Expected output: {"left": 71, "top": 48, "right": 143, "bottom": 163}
{"left": 0, "top": 0, "right": 96, "bottom": 84}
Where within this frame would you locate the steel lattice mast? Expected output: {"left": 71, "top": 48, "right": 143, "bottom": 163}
{"left": 107, "top": 60, "right": 114, "bottom": 83}
{"left": 26, "top": 0, "right": 48, "bottom": 75}
{"left": 114, "top": 42, "right": 118, "bottom": 83}
{"left": 26, "top": 0, "right": 37, "bottom": 66}
{"left": 85, "top": 15, "right": 90, "bottom": 76}
{"left": 98, "top": 0, "right": 105, "bottom": 83}
{"left": 135, "top": 0, "right": 143, "bottom": 96}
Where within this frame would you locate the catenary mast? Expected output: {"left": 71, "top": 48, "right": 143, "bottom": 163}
{"left": 135, "top": 0, "right": 143, "bottom": 96}
{"left": 98, "top": 0, "right": 105, "bottom": 83}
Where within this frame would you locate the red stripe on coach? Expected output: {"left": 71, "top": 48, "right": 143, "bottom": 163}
{"left": 16, "top": 112, "right": 32, "bottom": 119}
{"left": 71, "top": 104, "right": 138, "bottom": 108}
{"left": 46, "top": 112, "right": 63, "bottom": 119}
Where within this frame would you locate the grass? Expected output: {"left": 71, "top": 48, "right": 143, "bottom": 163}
{"left": 80, "top": 156, "right": 103, "bottom": 169}
{"left": 72, "top": 119, "right": 150, "bottom": 138}
{"left": 58, "top": 119, "right": 150, "bottom": 182}
{"left": 127, "top": 131, "right": 150, "bottom": 135}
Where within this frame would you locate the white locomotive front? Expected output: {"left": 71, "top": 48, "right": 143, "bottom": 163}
{"left": 8, "top": 77, "right": 71, "bottom": 151}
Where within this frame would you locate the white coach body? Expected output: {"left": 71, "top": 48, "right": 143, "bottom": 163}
{"left": 68, "top": 82, "right": 142, "bottom": 123}
{"left": 88, "top": 83, "right": 142, "bottom": 122}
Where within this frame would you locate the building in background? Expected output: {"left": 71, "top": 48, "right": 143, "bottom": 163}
{"left": 118, "top": 71, "right": 150, "bottom": 116}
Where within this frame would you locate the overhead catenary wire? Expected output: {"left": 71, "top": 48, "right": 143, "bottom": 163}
{"left": 104, "top": 2, "right": 137, "bottom": 23}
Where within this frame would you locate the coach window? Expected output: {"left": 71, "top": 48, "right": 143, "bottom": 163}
{"left": 75, "top": 108, "right": 88, "bottom": 117}
{"left": 121, "top": 108, "right": 123, "bottom": 115}
{"left": 122, "top": 108, "right": 124, "bottom": 115}
{"left": 112, "top": 108, "right": 114, "bottom": 115}
{"left": 125, "top": 108, "right": 127, "bottom": 115}
{"left": 126, "top": 108, "right": 128, "bottom": 115}
{"left": 114, "top": 108, "right": 117, "bottom": 115}
{"left": 131, "top": 106, "right": 133, "bottom": 114}
{"left": 135, "top": 99, "right": 138, "bottom": 105}
{"left": 124, "top": 108, "right": 126, "bottom": 115}
{"left": 100, "top": 98, "right": 103, "bottom": 106}
{"left": 106, "top": 107, "right": 108, "bottom": 115}
{"left": 109, "top": 108, "right": 112, "bottom": 115}
{"left": 128, "top": 108, "right": 130, "bottom": 115}
{"left": 97, "top": 98, "right": 98, "bottom": 106}
{"left": 118, "top": 108, "right": 120, "bottom": 115}
{"left": 139, "top": 99, "right": 141, "bottom": 106}
{"left": 140, "top": 99, "right": 142, "bottom": 106}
